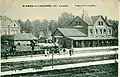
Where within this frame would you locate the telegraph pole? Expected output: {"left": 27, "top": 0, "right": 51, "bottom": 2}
{"left": 51, "top": 42, "right": 57, "bottom": 68}
{"left": 81, "top": 8, "right": 84, "bottom": 19}
{"left": 52, "top": 49, "right": 54, "bottom": 68}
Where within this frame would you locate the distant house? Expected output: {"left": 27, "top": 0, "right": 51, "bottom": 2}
{"left": 12, "top": 33, "right": 38, "bottom": 46}
{"left": 1, "top": 33, "right": 38, "bottom": 47}
{"left": 52, "top": 15, "right": 118, "bottom": 48}
{"left": 0, "top": 15, "right": 20, "bottom": 35}
{"left": 1, "top": 33, "right": 39, "bottom": 55}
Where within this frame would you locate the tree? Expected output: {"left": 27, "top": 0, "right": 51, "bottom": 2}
{"left": 17, "top": 19, "right": 26, "bottom": 32}
{"left": 49, "top": 20, "right": 58, "bottom": 33}
{"left": 58, "top": 12, "right": 74, "bottom": 28}
{"left": 41, "top": 19, "right": 49, "bottom": 29}
{"left": 32, "top": 20, "right": 42, "bottom": 38}
{"left": 41, "top": 19, "right": 50, "bottom": 39}
{"left": 108, "top": 20, "right": 118, "bottom": 37}
{"left": 24, "top": 19, "right": 33, "bottom": 33}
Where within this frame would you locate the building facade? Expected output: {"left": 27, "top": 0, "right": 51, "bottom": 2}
{"left": 52, "top": 15, "right": 118, "bottom": 48}
{"left": 0, "top": 15, "right": 20, "bottom": 35}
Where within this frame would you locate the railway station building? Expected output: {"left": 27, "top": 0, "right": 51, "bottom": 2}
{"left": 52, "top": 15, "right": 118, "bottom": 48}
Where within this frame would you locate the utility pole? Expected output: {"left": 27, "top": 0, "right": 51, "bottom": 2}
{"left": 51, "top": 42, "right": 57, "bottom": 68}
{"left": 52, "top": 49, "right": 54, "bottom": 68}
{"left": 81, "top": 8, "right": 84, "bottom": 19}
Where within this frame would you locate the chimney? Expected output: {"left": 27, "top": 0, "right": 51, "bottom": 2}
{"left": 105, "top": 16, "right": 107, "bottom": 21}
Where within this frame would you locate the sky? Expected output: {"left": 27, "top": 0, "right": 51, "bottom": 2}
{"left": 0, "top": 0, "right": 119, "bottom": 21}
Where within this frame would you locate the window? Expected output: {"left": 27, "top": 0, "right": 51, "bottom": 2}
{"left": 79, "top": 21, "right": 81, "bottom": 25}
{"left": 98, "top": 21, "right": 103, "bottom": 25}
{"left": 100, "top": 29, "right": 102, "bottom": 34}
{"left": 109, "top": 29, "right": 112, "bottom": 34}
{"left": 75, "top": 21, "right": 78, "bottom": 25}
{"left": 101, "top": 22, "right": 103, "bottom": 25}
{"left": 96, "top": 29, "right": 98, "bottom": 34}
{"left": 98, "top": 21, "right": 101, "bottom": 25}
{"left": 104, "top": 29, "right": 106, "bottom": 33}
{"left": 75, "top": 21, "right": 81, "bottom": 25}
{"left": 76, "top": 41, "right": 80, "bottom": 47}
{"left": 90, "top": 29, "right": 93, "bottom": 34}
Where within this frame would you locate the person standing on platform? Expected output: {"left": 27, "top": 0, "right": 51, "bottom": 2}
{"left": 44, "top": 49, "right": 47, "bottom": 57}
{"left": 30, "top": 40, "right": 35, "bottom": 57}
{"left": 71, "top": 46, "right": 74, "bottom": 55}
{"left": 69, "top": 49, "right": 72, "bottom": 56}
{"left": 47, "top": 49, "right": 49, "bottom": 56}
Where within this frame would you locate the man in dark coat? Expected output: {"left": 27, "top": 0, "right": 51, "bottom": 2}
{"left": 30, "top": 40, "right": 35, "bottom": 57}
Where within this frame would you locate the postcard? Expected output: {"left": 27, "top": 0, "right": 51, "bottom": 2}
{"left": 0, "top": 0, "right": 119, "bottom": 77}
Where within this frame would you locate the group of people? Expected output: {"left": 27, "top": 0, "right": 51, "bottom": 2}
{"left": 64, "top": 48, "right": 74, "bottom": 56}
{"left": 44, "top": 47, "right": 61, "bottom": 57}
{"left": 44, "top": 47, "right": 74, "bottom": 57}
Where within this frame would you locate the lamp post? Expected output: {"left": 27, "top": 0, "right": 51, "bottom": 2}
{"left": 51, "top": 41, "right": 57, "bottom": 68}
{"left": 52, "top": 49, "right": 54, "bottom": 68}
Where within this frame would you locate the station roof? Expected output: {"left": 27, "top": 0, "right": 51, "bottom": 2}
{"left": 52, "top": 28, "right": 87, "bottom": 37}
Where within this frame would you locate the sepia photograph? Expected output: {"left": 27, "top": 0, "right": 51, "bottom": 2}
{"left": 0, "top": 0, "right": 119, "bottom": 77}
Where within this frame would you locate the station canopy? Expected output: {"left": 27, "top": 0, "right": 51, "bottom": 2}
{"left": 67, "top": 36, "right": 117, "bottom": 40}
